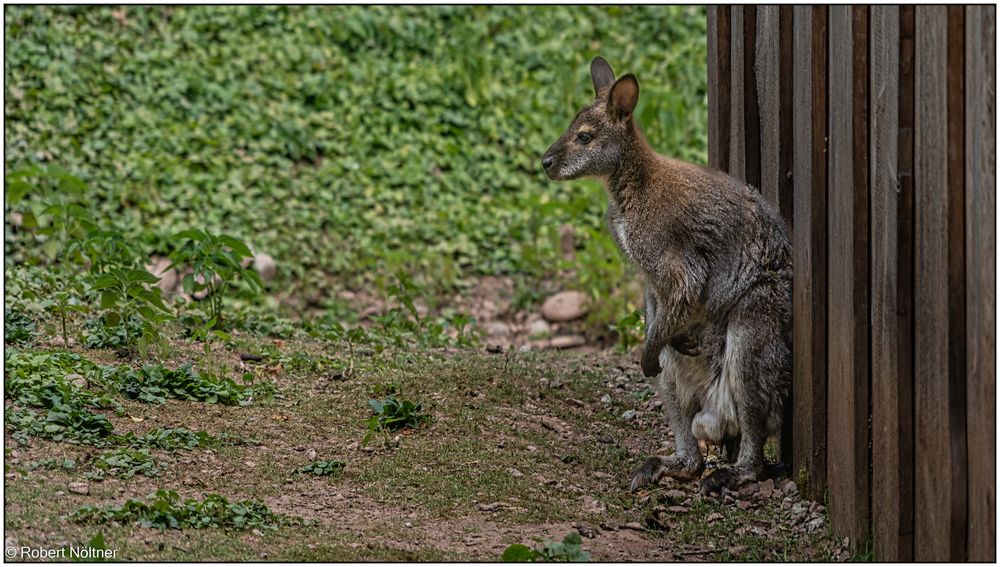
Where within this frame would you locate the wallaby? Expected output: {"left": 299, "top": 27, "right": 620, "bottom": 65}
{"left": 541, "top": 57, "right": 791, "bottom": 495}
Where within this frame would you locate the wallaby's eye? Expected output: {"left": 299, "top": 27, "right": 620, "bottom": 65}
{"left": 576, "top": 132, "right": 593, "bottom": 144}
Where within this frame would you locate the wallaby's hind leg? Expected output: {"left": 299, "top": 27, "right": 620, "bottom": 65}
{"left": 630, "top": 348, "right": 705, "bottom": 491}
{"left": 699, "top": 292, "right": 788, "bottom": 495}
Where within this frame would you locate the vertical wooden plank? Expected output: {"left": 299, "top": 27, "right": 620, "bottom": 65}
{"left": 708, "top": 6, "right": 731, "bottom": 172}
{"left": 870, "top": 7, "right": 911, "bottom": 560}
{"left": 743, "top": 5, "right": 761, "bottom": 190}
{"left": 757, "top": 5, "right": 780, "bottom": 208}
{"left": 893, "top": 7, "right": 917, "bottom": 558}
{"left": 777, "top": 5, "right": 795, "bottom": 466}
{"left": 779, "top": 6, "right": 795, "bottom": 228}
{"left": 730, "top": 5, "right": 746, "bottom": 181}
{"left": 791, "top": 4, "right": 828, "bottom": 502}
{"left": 945, "top": 6, "right": 969, "bottom": 562}
{"left": 964, "top": 5, "right": 996, "bottom": 562}
{"left": 914, "top": 6, "right": 952, "bottom": 561}
{"left": 708, "top": 6, "right": 720, "bottom": 169}
{"left": 827, "top": 5, "right": 871, "bottom": 548}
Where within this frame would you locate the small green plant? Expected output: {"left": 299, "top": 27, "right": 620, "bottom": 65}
{"left": 73, "top": 489, "right": 286, "bottom": 531}
{"left": 502, "top": 531, "right": 591, "bottom": 562}
{"left": 90, "top": 267, "right": 172, "bottom": 356}
{"left": 611, "top": 309, "right": 644, "bottom": 352}
{"left": 168, "top": 229, "right": 262, "bottom": 327}
{"left": 6, "top": 405, "right": 114, "bottom": 446}
{"left": 363, "top": 393, "right": 430, "bottom": 445}
{"left": 294, "top": 460, "right": 345, "bottom": 477}
{"left": 87, "top": 448, "right": 159, "bottom": 480}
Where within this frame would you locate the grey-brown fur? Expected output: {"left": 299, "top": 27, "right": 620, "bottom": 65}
{"left": 541, "top": 57, "right": 791, "bottom": 494}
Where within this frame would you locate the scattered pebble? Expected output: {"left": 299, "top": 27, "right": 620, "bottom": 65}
{"left": 706, "top": 512, "right": 724, "bottom": 523}
{"left": 621, "top": 409, "right": 637, "bottom": 421}
{"left": 508, "top": 468, "right": 523, "bottom": 478}
{"left": 623, "top": 522, "right": 646, "bottom": 531}
{"left": 666, "top": 505, "right": 689, "bottom": 514}
{"left": 565, "top": 398, "right": 585, "bottom": 408}
{"left": 540, "top": 291, "right": 590, "bottom": 322}
{"left": 478, "top": 502, "right": 502, "bottom": 512}
{"left": 600, "top": 395, "right": 612, "bottom": 404}
{"left": 68, "top": 482, "right": 89, "bottom": 495}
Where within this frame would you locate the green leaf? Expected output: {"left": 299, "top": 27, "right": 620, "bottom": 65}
{"left": 502, "top": 544, "right": 540, "bottom": 562}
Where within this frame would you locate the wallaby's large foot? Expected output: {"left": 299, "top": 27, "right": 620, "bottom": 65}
{"left": 669, "top": 334, "right": 701, "bottom": 357}
{"left": 630, "top": 454, "right": 705, "bottom": 492}
{"left": 698, "top": 465, "right": 757, "bottom": 496}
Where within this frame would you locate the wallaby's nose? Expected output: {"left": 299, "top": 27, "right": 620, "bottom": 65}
{"left": 541, "top": 154, "right": 555, "bottom": 171}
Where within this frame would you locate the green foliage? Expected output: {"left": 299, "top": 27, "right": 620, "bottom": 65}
{"left": 73, "top": 489, "right": 285, "bottom": 531}
{"left": 5, "top": 307, "right": 37, "bottom": 344}
{"left": 5, "top": 6, "right": 707, "bottom": 304}
{"left": 87, "top": 448, "right": 159, "bottom": 480}
{"left": 294, "top": 459, "right": 345, "bottom": 477}
{"left": 110, "top": 362, "right": 270, "bottom": 406}
{"left": 90, "top": 267, "right": 171, "bottom": 356}
{"left": 4, "top": 350, "right": 118, "bottom": 411}
{"left": 502, "top": 532, "right": 591, "bottom": 562}
{"left": 167, "top": 229, "right": 262, "bottom": 326}
{"left": 611, "top": 309, "right": 644, "bottom": 352}
{"left": 28, "top": 457, "right": 77, "bottom": 471}
{"left": 363, "top": 393, "right": 430, "bottom": 444}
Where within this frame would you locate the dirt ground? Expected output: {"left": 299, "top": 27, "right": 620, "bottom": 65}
{"left": 4, "top": 330, "right": 850, "bottom": 561}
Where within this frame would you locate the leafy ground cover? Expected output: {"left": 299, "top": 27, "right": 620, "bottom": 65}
{"left": 5, "top": 5, "right": 706, "bottom": 323}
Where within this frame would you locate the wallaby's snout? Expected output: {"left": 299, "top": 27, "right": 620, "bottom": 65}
{"left": 541, "top": 56, "right": 640, "bottom": 182}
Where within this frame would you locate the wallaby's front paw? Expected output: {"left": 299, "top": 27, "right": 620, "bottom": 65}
{"left": 670, "top": 334, "right": 702, "bottom": 357}
{"left": 640, "top": 348, "right": 662, "bottom": 378}
{"left": 629, "top": 455, "right": 704, "bottom": 492}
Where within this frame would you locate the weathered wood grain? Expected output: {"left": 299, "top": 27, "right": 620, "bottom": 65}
{"left": 964, "top": 5, "right": 996, "bottom": 562}
{"left": 913, "top": 6, "right": 951, "bottom": 561}
{"left": 826, "top": 5, "right": 871, "bottom": 549}
{"left": 791, "top": 4, "right": 828, "bottom": 503}
{"left": 729, "top": 5, "right": 746, "bottom": 181}
{"left": 756, "top": 5, "right": 780, "bottom": 209}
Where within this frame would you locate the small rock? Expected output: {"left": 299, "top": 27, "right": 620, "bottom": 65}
{"left": 706, "top": 512, "right": 724, "bottom": 523}
{"left": 581, "top": 495, "right": 607, "bottom": 514}
{"left": 485, "top": 321, "right": 511, "bottom": 337}
{"left": 782, "top": 481, "right": 798, "bottom": 496}
{"left": 252, "top": 528, "right": 264, "bottom": 537}
{"left": 541, "top": 291, "right": 590, "bottom": 322}
{"left": 664, "top": 489, "right": 686, "bottom": 502}
{"left": 540, "top": 416, "right": 561, "bottom": 431}
{"left": 737, "top": 500, "right": 752, "bottom": 510}
{"left": 666, "top": 505, "right": 689, "bottom": 514}
{"left": 508, "top": 468, "right": 523, "bottom": 478}
{"left": 574, "top": 522, "right": 599, "bottom": 538}
{"left": 758, "top": 478, "right": 775, "bottom": 492}
{"left": 621, "top": 409, "right": 637, "bottom": 421}
{"left": 549, "top": 334, "right": 587, "bottom": 349}
{"left": 527, "top": 319, "right": 551, "bottom": 338}
{"left": 307, "top": 449, "right": 317, "bottom": 460}
{"left": 252, "top": 253, "right": 277, "bottom": 281}
{"left": 68, "top": 482, "right": 89, "bottom": 495}
{"left": 526, "top": 445, "right": 537, "bottom": 453}
{"left": 805, "top": 517, "right": 825, "bottom": 533}
{"left": 54, "top": 491, "right": 65, "bottom": 497}
{"left": 145, "top": 256, "right": 178, "bottom": 294}
{"left": 66, "top": 373, "right": 87, "bottom": 389}
{"left": 478, "top": 502, "right": 502, "bottom": 512}
{"left": 623, "top": 522, "right": 646, "bottom": 531}
{"left": 600, "top": 395, "right": 612, "bottom": 404}
{"left": 565, "top": 397, "right": 585, "bottom": 408}
{"left": 405, "top": 522, "right": 413, "bottom": 528}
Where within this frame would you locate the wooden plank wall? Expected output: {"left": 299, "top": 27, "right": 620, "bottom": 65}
{"left": 706, "top": 5, "right": 995, "bottom": 560}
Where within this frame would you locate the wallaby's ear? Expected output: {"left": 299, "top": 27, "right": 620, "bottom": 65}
{"left": 607, "top": 74, "right": 639, "bottom": 123}
{"left": 590, "top": 57, "right": 616, "bottom": 96}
